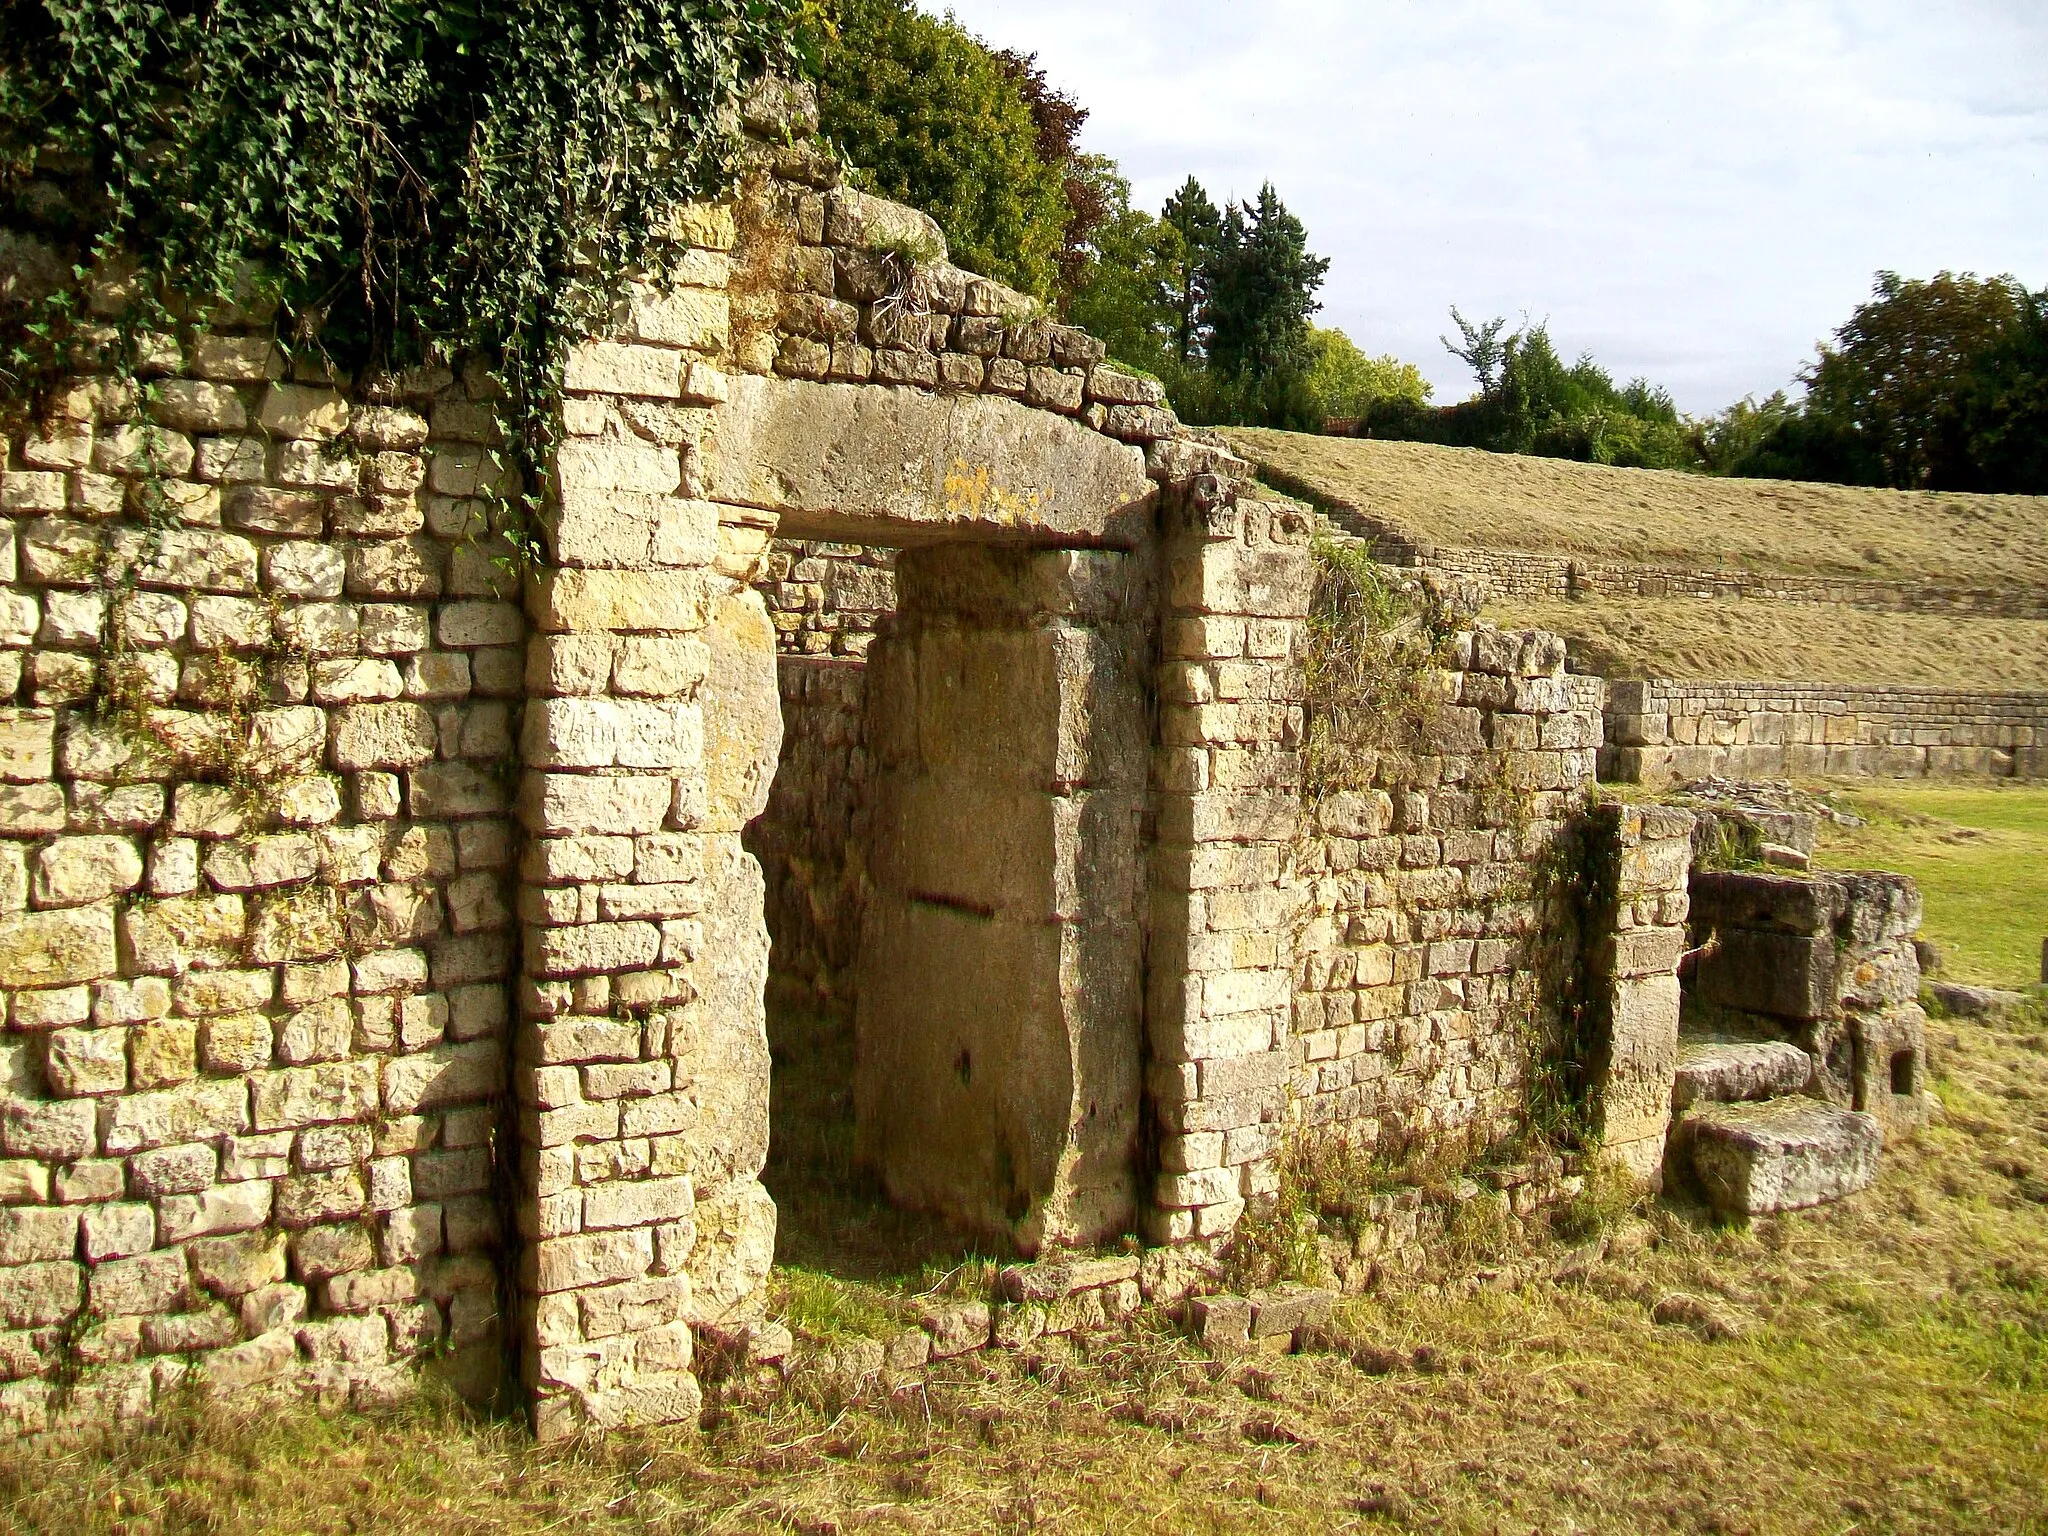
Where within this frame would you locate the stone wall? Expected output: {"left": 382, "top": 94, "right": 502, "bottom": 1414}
{"left": 746, "top": 657, "right": 871, "bottom": 1015}
{"left": 0, "top": 324, "right": 521, "bottom": 1436}
{"left": 758, "top": 541, "right": 896, "bottom": 658}
{"left": 0, "top": 73, "right": 1703, "bottom": 1443}
{"left": 1288, "top": 622, "right": 1605, "bottom": 1158}
{"left": 1578, "top": 803, "right": 1693, "bottom": 1182}
{"left": 1603, "top": 679, "right": 2048, "bottom": 783}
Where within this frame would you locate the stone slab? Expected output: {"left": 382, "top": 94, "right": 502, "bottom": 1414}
{"left": 1687, "top": 1099, "right": 1881, "bottom": 1216}
{"left": 1672, "top": 1038, "right": 1813, "bottom": 1111}
{"left": 705, "top": 377, "right": 1152, "bottom": 547}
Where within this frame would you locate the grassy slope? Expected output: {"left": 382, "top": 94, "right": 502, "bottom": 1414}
{"left": 1815, "top": 783, "right": 2048, "bottom": 988}
{"left": 1222, "top": 428, "right": 2048, "bottom": 590}
{"left": 9, "top": 1013, "right": 2047, "bottom": 1534}
{"left": 1491, "top": 595, "right": 2048, "bottom": 691}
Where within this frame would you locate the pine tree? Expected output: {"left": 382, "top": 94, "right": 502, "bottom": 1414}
{"left": 1203, "top": 183, "right": 1331, "bottom": 382}
{"left": 1161, "top": 177, "right": 1223, "bottom": 366}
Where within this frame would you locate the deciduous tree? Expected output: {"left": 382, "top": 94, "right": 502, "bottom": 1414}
{"left": 815, "top": 0, "right": 1070, "bottom": 298}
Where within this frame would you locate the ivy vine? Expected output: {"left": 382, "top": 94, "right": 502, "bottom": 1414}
{"left": 1, "top": 0, "right": 826, "bottom": 535}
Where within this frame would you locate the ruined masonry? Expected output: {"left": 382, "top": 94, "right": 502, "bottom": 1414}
{"left": 0, "top": 80, "right": 1912, "bottom": 1440}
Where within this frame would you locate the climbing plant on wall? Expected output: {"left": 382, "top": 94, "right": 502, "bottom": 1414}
{"left": 0, "top": 0, "right": 821, "bottom": 516}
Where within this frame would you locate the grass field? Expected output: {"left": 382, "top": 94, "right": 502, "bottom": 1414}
{"left": 1814, "top": 782, "right": 2048, "bottom": 989}
{"left": 7, "top": 1011, "right": 2046, "bottom": 1533}
{"left": 1488, "top": 595, "right": 2048, "bottom": 690}
{"left": 1222, "top": 429, "right": 2048, "bottom": 591}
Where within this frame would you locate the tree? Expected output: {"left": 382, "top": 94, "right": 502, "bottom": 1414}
{"left": 815, "top": 0, "right": 1070, "bottom": 298}
{"left": 1946, "top": 285, "right": 2048, "bottom": 492}
{"left": 1301, "top": 327, "right": 1430, "bottom": 422}
{"left": 1204, "top": 182, "right": 1330, "bottom": 383}
{"left": 991, "top": 49, "right": 1102, "bottom": 302}
{"left": 1441, "top": 307, "right": 1512, "bottom": 394}
{"left": 1367, "top": 319, "right": 1699, "bottom": 470}
{"left": 1161, "top": 177, "right": 1223, "bottom": 365}
{"left": 1801, "top": 271, "right": 2032, "bottom": 489}
{"left": 1062, "top": 159, "right": 1182, "bottom": 374}
{"left": 1712, "top": 271, "right": 2046, "bottom": 492}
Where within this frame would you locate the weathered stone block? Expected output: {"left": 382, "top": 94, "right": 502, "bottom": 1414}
{"left": 0, "top": 905, "right": 117, "bottom": 988}
{"left": 583, "top": 1176, "right": 694, "bottom": 1232}
{"left": 190, "top": 1232, "right": 290, "bottom": 1298}
{"left": 120, "top": 895, "right": 244, "bottom": 975}
{"left": 159, "top": 1180, "right": 274, "bottom": 1243}
{"left": 259, "top": 384, "right": 350, "bottom": 440}
{"left": 529, "top": 1229, "right": 654, "bottom": 1294}
{"left": 46, "top": 1026, "right": 128, "bottom": 1096}
{"left": 102, "top": 1077, "right": 248, "bottom": 1154}
{"left": 250, "top": 1060, "right": 380, "bottom": 1132}
{"left": 1, "top": 1098, "right": 96, "bottom": 1161}
{"left": 383, "top": 1042, "right": 503, "bottom": 1115}
{"left": 0, "top": 1207, "right": 78, "bottom": 1265}
{"left": 329, "top": 702, "right": 438, "bottom": 770}
{"left": 88, "top": 1249, "right": 188, "bottom": 1317}
{"left": 1688, "top": 1100, "right": 1881, "bottom": 1216}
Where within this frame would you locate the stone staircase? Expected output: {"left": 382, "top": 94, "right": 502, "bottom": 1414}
{"left": 1666, "top": 859, "right": 1931, "bottom": 1218}
{"left": 1667, "top": 1036, "right": 1883, "bottom": 1215}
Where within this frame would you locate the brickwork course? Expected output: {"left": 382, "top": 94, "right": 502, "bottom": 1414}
{"left": 0, "top": 78, "right": 1695, "bottom": 1440}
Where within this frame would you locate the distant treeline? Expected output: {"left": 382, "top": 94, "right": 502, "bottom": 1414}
{"left": 1372, "top": 275, "right": 2048, "bottom": 493}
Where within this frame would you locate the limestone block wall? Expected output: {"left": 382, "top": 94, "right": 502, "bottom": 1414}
{"left": 1604, "top": 679, "right": 2048, "bottom": 783}
{"left": 0, "top": 72, "right": 1709, "bottom": 1441}
{"left": 0, "top": 334, "right": 521, "bottom": 1436}
{"left": 513, "top": 197, "right": 798, "bottom": 1434}
{"left": 1579, "top": 803, "right": 1693, "bottom": 1182}
{"left": 746, "top": 657, "right": 871, "bottom": 1014}
{"left": 758, "top": 541, "right": 897, "bottom": 658}
{"left": 1289, "top": 624, "right": 1605, "bottom": 1158}
{"left": 1142, "top": 469, "right": 1319, "bottom": 1245}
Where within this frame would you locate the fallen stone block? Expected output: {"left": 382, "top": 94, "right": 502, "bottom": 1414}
{"left": 997, "top": 1254, "right": 1141, "bottom": 1305}
{"left": 1247, "top": 1283, "right": 1336, "bottom": 1341}
{"left": 1687, "top": 1099, "right": 1881, "bottom": 1216}
{"left": 1185, "top": 1293, "right": 1250, "bottom": 1353}
{"left": 1927, "top": 980, "right": 2026, "bottom": 1019}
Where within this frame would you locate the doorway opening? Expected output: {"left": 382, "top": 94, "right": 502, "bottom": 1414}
{"left": 744, "top": 535, "right": 1150, "bottom": 1310}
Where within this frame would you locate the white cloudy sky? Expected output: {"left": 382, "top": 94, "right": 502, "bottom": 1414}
{"left": 920, "top": 1, "right": 2048, "bottom": 413}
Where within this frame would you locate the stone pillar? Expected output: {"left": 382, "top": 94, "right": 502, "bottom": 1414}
{"left": 514, "top": 309, "right": 782, "bottom": 1436}
{"left": 1581, "top": 802, "right": 1693, "bottom": 1184}
{"left": 1143, "top": 468, "right": 1316, "bottom": 1245}
{"left": 853, "top": 546, "right": 1147, "bottom": 1254}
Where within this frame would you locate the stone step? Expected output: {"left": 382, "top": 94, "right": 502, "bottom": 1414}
{"left": 1672, "top": 1037, "right": 1813, "bottom": 1111}
{"left": 1687, "top": 1099, "right": 1882, "bottom": 1217}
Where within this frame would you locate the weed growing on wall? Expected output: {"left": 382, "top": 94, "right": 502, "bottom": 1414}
{"left": 1299, "top": 535, "right": 1456, "bottom": 804}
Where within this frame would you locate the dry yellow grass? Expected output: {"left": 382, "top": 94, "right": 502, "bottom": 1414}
{"left": 9, "top": 1007, "right": 2046, "bottom": 1535}
{"left": 1488, "top": 595, "right": 2048, "bottom": 690}
{"left": 1223, "top": 428, "right": 2048, "bottom": 590}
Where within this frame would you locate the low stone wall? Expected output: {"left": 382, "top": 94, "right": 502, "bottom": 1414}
{"left": 757, "top": 541, "right": 896, "bottom": 659}
{"left": 1291, "top": 495, "right": 2048, "bottom": 620}
{"left": 1603, "top": 679, "right": 2048, "bottom": 783}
